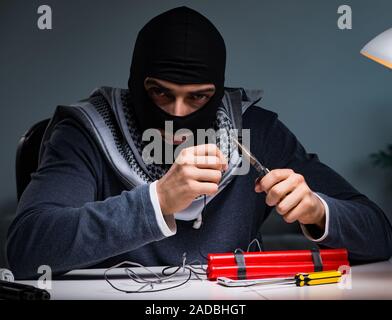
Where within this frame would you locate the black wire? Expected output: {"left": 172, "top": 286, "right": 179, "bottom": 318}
{"left": 104, "top": 257, "right": 207, "bottom": 294}
{"left": 104, "top": 267, "right": 193, "bottom": 294}
{"left": 161, "top": 265, "right": 182, "bottom": 276}
{"left": 162, "top": 259, "right": 207, "bottom": 276}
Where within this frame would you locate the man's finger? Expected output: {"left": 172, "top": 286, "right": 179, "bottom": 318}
{"left": 190, "top": 144, "right": 228, "bottom": 168}
{"left": 193, "top": 181, "right": 219, "bottom": 196}
{"left": 259, "top": 169, "right": 294, "bottom": 193}
{"left": 275, "top": 185, "right": 305, "bottom": 215}
{"left": 192, "top": 168, "right": 222, "bottom": 184}
{"left": 280, "top": 199, "right": 309, "bottom": 224}
{"left": 192, "top": 156, "right": 227, "bottom": 169}
{"left": 265, "top": 173, "right": 301, "bottom": 206}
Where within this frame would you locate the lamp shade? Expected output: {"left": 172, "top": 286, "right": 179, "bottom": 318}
{"left": 361, "top": 28, "right": 392, "bottom": 69}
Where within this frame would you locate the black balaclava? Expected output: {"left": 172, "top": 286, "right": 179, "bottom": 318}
{"left": 128, "top": 6, "right": 226, "bottom": 134}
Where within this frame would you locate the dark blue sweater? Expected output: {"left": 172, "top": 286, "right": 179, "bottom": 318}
{"left": 7, "top": 106, "right": 392, "bottom": 279}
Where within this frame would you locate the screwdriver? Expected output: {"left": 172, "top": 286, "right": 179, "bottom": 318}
{"left": 292, "top": 270, "right": 342, "bottom": 287}
{"left": 217, "top": 270, "right": 342, "bottom": 287}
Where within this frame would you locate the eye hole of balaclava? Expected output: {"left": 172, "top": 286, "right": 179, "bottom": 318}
{"left": 128, "top": 6, "right": 226, "bottom": 134}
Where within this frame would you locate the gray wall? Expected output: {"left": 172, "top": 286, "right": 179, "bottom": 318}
{"left": 1, "top": 0, "right": 391, "bottom": 266}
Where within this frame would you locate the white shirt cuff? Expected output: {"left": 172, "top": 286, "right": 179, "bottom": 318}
{"left": 149, "top": 181, "right": 177, "bottom": 237}
{"left": 300, "top": 192, "right": 330, "bottom": 242}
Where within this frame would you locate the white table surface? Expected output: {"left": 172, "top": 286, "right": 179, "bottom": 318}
{"left": 17, "top": 258, "right": 392, "bottom": 300}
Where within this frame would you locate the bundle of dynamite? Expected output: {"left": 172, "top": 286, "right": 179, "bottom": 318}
{"left": 207, "top": 248, "right": 349, "bottom": 280}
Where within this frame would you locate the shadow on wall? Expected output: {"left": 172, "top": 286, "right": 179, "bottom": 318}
{"left": 346, "top": 102, "right": 392, "bottom": 220}
{"left": 365, "top": 104, "right": 392, "bottom": 217}
{"left": 351, "top": 157, "right": 392, "bottom": 220}
{"left": 0, "top": 198, "right": 17, "bottom": 268}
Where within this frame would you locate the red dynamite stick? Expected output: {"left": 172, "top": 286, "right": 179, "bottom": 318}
{"left": 207, "top": 249, "right": 348, "bottom": 267}
{"left": 207, "top": 261, "right": 349, "bottom": 280}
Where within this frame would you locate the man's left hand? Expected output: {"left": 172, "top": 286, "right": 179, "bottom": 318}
{"left": 255, "top": 169, "right": 326, "bottom": 230}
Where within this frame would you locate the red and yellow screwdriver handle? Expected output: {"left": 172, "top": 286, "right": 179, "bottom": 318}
{"left": 294, "top": 270, "right": 342, "bottom": 286}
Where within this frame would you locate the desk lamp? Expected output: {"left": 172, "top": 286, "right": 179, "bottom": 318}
{"left": 361, "top": 28, "right": 392, "bottom": 170}
{"left": 361, "top": 27, "right": 392, "bottom": 69}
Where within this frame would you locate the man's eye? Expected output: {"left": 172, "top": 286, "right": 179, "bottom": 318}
{"left": 150, "top": 88, "right": 167, "bottom": 97}
{"left": 191, "top": 94, "right": 209, "bottom": 101}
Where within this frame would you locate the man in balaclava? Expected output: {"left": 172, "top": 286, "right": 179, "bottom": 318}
{"left": 126, "top": 6, "right": 232, "bottom": 227}
{"left": 8, "top": 6, "right": 392, "bottom": 280}
{"left": 128, "top": 6, "right": 226, "bottom": 136}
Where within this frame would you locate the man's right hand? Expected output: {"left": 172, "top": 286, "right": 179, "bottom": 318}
{"left": 156, "top": 144, "right": 228, "bottom": 215}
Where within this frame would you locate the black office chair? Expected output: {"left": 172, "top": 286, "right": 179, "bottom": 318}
{"left": 15, "top": 119, "right": 50, "bottom": 201}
